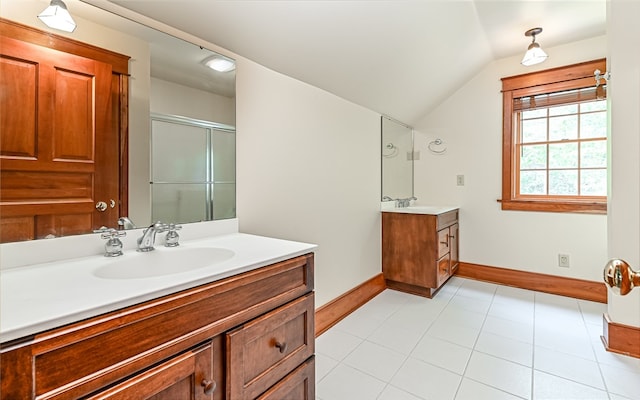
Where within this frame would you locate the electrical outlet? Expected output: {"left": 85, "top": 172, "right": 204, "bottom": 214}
{"left": 456, "top": 175, "right": 465, "bottom": 186}
{"left": 558, "top": 254, "right": 570, "bottom": 268}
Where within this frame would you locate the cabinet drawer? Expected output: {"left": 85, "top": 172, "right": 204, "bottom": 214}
{"left": 227, "top": 294, "right": 315, "bottom": 400}
{"left": 256, "top": 357, "right": 315, "bottom": 400}
{"left": 437, "top": 210, "right": 458, "bottom": 230}
{"left": 437, "top": 254, "right": 450, "bottom": 287}
{"left": 437, "top": 228, "right": 450, "bottom": 259}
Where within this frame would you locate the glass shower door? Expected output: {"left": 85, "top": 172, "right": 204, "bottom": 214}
{"left": 151, "top": 119, "right": 209, "bottom": 223}
{"left": 150, "top": 114, "right": 236, "bottom": 224}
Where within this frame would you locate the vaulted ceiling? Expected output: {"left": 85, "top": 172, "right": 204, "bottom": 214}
{"left": 108, "top": 0, "right": 606, "bottom": 125}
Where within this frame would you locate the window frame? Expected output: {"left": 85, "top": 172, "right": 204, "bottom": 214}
{"left": 500, "top": 58, "right": 607, "bottom": 214}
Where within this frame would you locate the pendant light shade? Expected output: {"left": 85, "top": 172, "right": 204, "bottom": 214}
{"left": 38, "top": 0, "right": 77, "bottom": 33}
{"left": 521, "top": 27, "right": 547, "bottom": 66}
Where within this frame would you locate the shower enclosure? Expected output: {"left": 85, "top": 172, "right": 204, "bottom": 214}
{"left": 150, "top": 113, "right": 236, "bottom": 224}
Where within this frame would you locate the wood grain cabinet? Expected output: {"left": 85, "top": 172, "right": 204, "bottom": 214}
{"left": 227, "top": 294, "right": 315, "bottom": 399}
{"left": 0, "top": 254, "right": 315, "bottom": 400}
{"left": 86, "top": 341, "right": 216, "bottom": 399}
{"left": 382, "top": 210, "right": 459, "bottom": 298}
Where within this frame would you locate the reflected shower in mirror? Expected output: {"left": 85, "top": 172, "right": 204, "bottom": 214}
{"left": 150, "top": 114, "right": 235, "bottom": 223}
{"left": 381, "top": 116, "right": 413, "bottom": 201}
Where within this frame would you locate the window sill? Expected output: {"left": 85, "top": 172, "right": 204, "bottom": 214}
{"left": 498, "top": 199, "right": 607, "bottom": 214}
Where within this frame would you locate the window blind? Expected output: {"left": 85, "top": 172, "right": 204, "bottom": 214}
{"left": 513, "top": 86, "right": 606, "bottom": 112}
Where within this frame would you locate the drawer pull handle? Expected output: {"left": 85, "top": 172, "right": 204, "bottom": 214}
{"left": 440, "top": 241, "right": 449, "bottom": 246}
{"left": 201, "top": 379, "right": 216, "bottom": 395}
{"left": 274, "top": 341, "right": 288, "bottom": 353}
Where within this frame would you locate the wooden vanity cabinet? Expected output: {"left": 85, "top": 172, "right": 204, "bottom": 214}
{"left": 382, "top": 210, "right": 459, "bottom": 298}
{"left": 0, "top": 254, "right": 315, "bottom": 400}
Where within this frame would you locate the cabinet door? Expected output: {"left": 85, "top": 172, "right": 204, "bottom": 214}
{"left": 450, "top": 223, "right": 459, "bottom": 273}
{"left": 257, "top": 357, "right": 315, "bottom": 400}
{"left": 87, "top": 343, "right": 216, "bottom": 400}
{"left": 437, "top": 228, "right": 450, "bottom": 259}
{"left": 436, "top": 254, "right": 451, "bottom": 287}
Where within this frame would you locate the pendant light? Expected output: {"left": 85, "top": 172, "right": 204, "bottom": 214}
{"left": 38, "top": 0, "right": 77, "bottom": 33}
{"left": 521, "top": 27, "right": 547, "bottom": 66}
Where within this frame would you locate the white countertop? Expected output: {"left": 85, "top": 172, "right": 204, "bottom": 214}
{"left": 381, "top": 205, "right": 459, "bottom": 215}
{"left": 0, "top": 233, "right": 316, "bottom": 343}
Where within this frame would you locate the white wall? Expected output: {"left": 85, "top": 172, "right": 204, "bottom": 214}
{"left": 151, "top": 77, "right": 235, "bottom": 126}
{"left": 235, "top": 60, "right": 382, "bottom": 307}
{"left": 607, "top": 0, "right": 640, "bottom": 326}
{"left": 413, "top": 36, "right": 608, "bottom": 282}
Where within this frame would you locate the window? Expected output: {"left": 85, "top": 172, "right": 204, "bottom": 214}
{"left": 500, "top": 59, "right": 607, "bottom": 214}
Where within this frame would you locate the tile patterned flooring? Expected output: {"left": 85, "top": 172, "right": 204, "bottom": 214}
{"left": 315, "top": 277, "right": 640, "bottom": 400}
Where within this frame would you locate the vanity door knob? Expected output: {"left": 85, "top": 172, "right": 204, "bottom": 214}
{"left": 274, "top": 341, "right": 288, "bottom": 353}
{"left": 201, "top": 379, "right": 216, "bottom": 395}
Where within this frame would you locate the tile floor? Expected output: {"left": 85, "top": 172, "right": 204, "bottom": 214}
{"left": 315, "top": 277, "right": 640, "bottom": 400}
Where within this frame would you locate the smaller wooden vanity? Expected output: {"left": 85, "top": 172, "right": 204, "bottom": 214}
{"left": 382, "top": 207, "right": 459, "bottom": 298}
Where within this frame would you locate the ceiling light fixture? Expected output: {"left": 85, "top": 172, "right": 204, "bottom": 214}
{"left": 37, "top": 0, "right": 77, "bottom": 33}
{"left": 521, "top": 27, "right": 547, "bottom": 67}
{"left": 203, "top": 55, "right": 236, "bottom": 72}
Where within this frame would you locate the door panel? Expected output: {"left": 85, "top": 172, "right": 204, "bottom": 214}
{"left": 53, "top": 68, "right": 95, "bottom": 162}
{"left": 0, "top": 56, "right": 37, "bottom": 157}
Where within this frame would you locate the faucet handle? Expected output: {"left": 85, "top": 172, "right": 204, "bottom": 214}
{"left": 165, "top": 223, "right": 182, "bottom": 247}
{"left": 100, "top": 228, "right": 126, "bottom": 240}
{"left": 100, "top": 228, "right": 126, "bottom": 257}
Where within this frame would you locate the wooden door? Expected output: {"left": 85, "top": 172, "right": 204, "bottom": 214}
{"left": 86, "top": 343, "right": 216, "bottom": 400}
{"left": 0, "top": 28, "right": 123, "bottom": 242}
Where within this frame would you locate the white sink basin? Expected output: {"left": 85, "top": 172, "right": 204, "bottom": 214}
{"left": 94, "top": 247, "right": 235, "bottom": 279}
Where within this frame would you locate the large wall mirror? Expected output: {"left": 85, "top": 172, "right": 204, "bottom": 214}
{"left": 381, "top": 116, "right": 413, "bottom": 201}
{"left": 0, "top": 0, "right": 236, "bottom": 243}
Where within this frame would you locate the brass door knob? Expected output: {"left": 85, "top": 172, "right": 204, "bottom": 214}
{"left": 604, "top": 259, "right": 640, "bottom": 295}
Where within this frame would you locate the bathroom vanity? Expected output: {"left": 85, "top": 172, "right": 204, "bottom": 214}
{"left": 382, "top": 207, "right": 459, "bottom": 298}
{"left": 0, "top": 230, "right": 316, "bottom": 400}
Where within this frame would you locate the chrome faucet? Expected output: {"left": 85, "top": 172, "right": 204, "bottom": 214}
{"left": 117, "top": 216, "right": 136, "bottom": 230}
{"left": 137, "top": 221, "right": 166, "bottom": 252}
{"left": 382, "top": 196, "right": 416, "bottom": 207}
{"left": 394, "top": 197, "right": 417, "bottom": 208}
{"left": 100, "top": 228, "right": 126, "bottom": 257}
